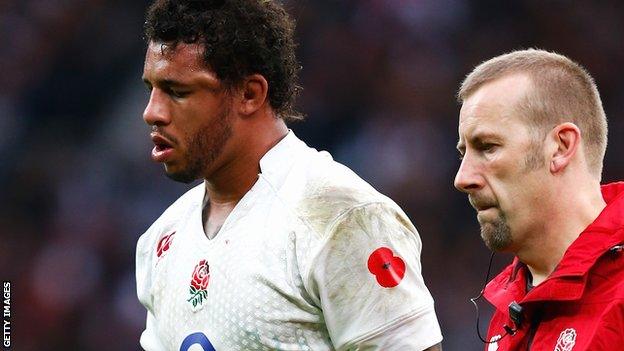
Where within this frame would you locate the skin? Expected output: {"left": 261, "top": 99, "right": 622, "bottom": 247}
{"left": 454, "top": 73, "right": 606, "bottom": 285}
{"left": 142, "top": 41, "right": 288, "bottom": 236}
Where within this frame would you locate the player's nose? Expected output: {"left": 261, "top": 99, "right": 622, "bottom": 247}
{"left": 454, "top": 155, "right": 484, "bottom": 193}
{"left": 143, "top": 89, "right": 171, "bottom": 126}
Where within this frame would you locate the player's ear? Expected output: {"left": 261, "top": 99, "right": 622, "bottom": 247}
{"left": 237, "top": 74, "right": 269, "bottom": 116}
{"left": 549, "top": 122, "right": 581, "bottom": 173}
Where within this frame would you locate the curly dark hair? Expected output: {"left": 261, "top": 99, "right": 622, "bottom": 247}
{"left": 144, "top": 0, "right": 303, "bottom": 121}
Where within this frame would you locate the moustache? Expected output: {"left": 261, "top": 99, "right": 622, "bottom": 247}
{"left": 468, "top": 195, "right": 498, "bottom": 211}
{"left": 151, "top": 126, "right": 179, "bottom": 146}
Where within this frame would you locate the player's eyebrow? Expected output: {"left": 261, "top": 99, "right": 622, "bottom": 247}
{"left": 142, "top": 77, "right": 188, "bottom": 88}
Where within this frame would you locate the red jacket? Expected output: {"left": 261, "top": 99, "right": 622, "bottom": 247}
{"left": 483, "top": 182, "right": 624, "bottom": 351}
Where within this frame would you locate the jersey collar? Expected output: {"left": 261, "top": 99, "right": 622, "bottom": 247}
{"left": 258, "top": 130, "right": 308, "bottom": 189}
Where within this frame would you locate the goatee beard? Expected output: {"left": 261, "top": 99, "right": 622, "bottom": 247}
{"left": 480, "top": 212, "right": 512, "bottom": 251}
{"left": 166, "top": 105, "right": 233, "bottom": 183}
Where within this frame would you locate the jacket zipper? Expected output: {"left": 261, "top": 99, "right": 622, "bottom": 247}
{"left": 526, "top": 309, "right": 543, "bottom": 350}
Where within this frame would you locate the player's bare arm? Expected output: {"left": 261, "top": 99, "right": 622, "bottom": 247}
{"left": 424, "top": 342, "right": 442, "bottom": 351}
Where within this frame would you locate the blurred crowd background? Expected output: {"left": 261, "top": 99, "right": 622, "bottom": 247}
{"left": 2, "top": 0, "right": 623, "bottom": 350}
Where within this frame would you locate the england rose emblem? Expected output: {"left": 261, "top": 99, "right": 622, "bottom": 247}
{"left": 187, "top": 259, "right": 210, "bottom": 307}
{"left": 554, "top": 328, "right": 577, "bottom": 351}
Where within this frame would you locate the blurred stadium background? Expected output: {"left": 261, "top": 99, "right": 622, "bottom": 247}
{"left": 1, "top": 0, "right": 623, "bottom": 350}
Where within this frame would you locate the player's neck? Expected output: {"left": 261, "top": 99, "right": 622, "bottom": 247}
{"left": 204, "top": 168, "right": 258, "bottom": 205}
{"left": 204, "top": 114, "right": 288, "bottom": 204}
{"left": 520, "top": 182, "right": 606, "bottom": 286}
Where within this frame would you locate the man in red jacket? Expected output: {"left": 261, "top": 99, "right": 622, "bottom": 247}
{"left": 454, "top": 48, "right": 624, "bottom": 350}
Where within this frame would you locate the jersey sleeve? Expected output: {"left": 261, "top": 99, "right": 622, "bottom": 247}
{"left": 136, "top": 229, "right": 166, "bottom": 351}
{"left": 306, "top": 202, "right": 442, "bottom": 350}
{"left": 139, "top": 310, "right": 167, "bottom": 351}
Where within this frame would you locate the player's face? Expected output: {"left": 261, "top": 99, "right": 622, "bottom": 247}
{"left": 142, "top": 41, "right": 233, "bottom": 183}
{"left": 454, "top": 74, "right": 549, "bottom": 252}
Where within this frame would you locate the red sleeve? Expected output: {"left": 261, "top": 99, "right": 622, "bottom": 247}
{"left": 589, "top": 302, "right": 624, "bottom": 350}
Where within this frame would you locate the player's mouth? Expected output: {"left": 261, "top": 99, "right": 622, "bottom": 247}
{"left": 469, "top": 196, "right": 497, "bottom": 212}
{"left": 475, "top": 205, "right": 495, "bottom": 212}
{"left": 151, "top": 133, "right": 175, "bottom": 163}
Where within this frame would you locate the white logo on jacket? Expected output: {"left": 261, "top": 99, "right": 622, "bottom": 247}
{"left": 554, "top": 328, "right": 577, "bottom": 351}
{"left": 487, "top": 335, "right": 501, "bottom": 351}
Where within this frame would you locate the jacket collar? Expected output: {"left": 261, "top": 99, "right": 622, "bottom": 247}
{"left": 484, "top": 182, "right": 624, "bottom": 311}
{"left": 547, "top": 182, "right": 624, "bottom": 280}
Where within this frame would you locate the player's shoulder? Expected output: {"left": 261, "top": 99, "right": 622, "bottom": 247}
{"left": 590, "top": 246, "right": 624, "bottom": 298}
{"left": 282, "top": 144, "right": 404, "bottom": 237}
{"left": 136, "top": 182, "right": 204, "bottom": 256}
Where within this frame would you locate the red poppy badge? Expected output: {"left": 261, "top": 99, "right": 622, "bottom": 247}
{"left": 367, "top": 247, "right": 406, "bottom": 288}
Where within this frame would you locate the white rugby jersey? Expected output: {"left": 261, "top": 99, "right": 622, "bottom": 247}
{"left": 136, "top": 132, "right": 442, "bottom": 351}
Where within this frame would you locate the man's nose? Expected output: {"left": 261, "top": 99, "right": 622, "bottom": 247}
{"left": 143, "top": 89, "right": 171, "bottom": 126}
{"left": 454, "top": 154, "right": 483, "bottom": 193}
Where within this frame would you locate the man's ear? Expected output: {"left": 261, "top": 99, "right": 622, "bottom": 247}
{"left": 237, "top": 74, "right": 269, "bottom": 116}
{"left": 549, "top": 122, "right": 581, "bottom": 174}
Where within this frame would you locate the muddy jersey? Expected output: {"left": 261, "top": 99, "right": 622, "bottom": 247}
{"left": 136, "top": 132, "right": 442, "bottom": 351}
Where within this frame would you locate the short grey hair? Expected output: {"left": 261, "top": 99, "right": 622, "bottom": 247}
{"left": 458, "top": 49, "right": 608, "bottom": 177}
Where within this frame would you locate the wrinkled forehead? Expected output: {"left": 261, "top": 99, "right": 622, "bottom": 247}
{"left": 458, "top": 74, "right": 533, "bottom": 136}
{"left": 459, "top": 104, "right": 506, "bottom": 135}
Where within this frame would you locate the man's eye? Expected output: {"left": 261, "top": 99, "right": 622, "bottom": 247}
{"left": 481, "top": 144, "right": 498, "bottom": 153}
{"left": 167, "top": 88, "right": 189, "bottom": 98}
